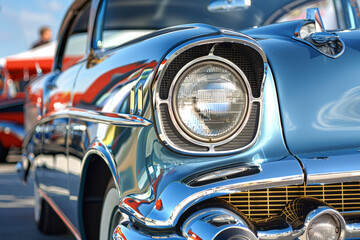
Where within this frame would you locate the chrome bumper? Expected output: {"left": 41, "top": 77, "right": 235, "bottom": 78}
{"left": 257, "top": 208, "right": 360, "bottom": 239}
{"left": 114, "top": 208, "right": 360, "bottom": 240}
{"left": 114, "top": 153, "right": 360, "bottom": 239}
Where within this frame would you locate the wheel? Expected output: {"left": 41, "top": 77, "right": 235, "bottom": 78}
{"left": 0, "top": 144, "right": 9, "bottom": 163}
{"left": 34, "top": 181, "right": 66, "bottom": 234}
{"left": 99, "top": 180, "right": 121, "bottom": 240}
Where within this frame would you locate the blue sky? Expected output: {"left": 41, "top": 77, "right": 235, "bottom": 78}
{"left": 0, "top": 0, "right": 73, "bottom": 58}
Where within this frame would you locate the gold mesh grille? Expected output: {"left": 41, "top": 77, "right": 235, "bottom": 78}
{"left": 219, "top": 182, "right": 360, "bottom": 220}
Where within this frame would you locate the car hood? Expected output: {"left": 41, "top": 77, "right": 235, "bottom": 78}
{"left": 244, "top": 21, "right": 360, "bottom": 158}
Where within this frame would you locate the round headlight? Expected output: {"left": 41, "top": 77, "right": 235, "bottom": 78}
{"left": 307, "top": 213, "right": 341, "bottom": 240}
{"left": 172, "top": 60, "right": 248, "bottom": 142}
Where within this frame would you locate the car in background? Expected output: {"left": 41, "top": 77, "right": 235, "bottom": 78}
{"left": 0, "top": 43, "right": 54, "bottom": 162}
{"left": 18, "top": 0, "right": 360, "bottom": 239}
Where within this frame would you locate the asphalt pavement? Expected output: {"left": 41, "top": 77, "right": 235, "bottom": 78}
{"left": 0, "top": 153, "right": 74, "bottom": 240}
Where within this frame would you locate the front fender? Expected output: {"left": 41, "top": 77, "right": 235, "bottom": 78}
{"left": 79, "top": 140, "right": 120, "bottom": 196}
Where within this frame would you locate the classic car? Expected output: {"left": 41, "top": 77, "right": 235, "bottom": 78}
{"left": 0, "top": 43, "right": 54, "bottom": 162}
{"left": 17, "top": 0, "right": 360, "bottom": 239}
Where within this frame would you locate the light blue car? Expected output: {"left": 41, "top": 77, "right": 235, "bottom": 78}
{"left": 18, "top": 0, "right": 360, "bottom": 239}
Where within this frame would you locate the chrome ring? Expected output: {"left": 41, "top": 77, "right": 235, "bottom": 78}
{"left": 153, "top": 36, "right": 267, "bottom": 155}
{"left": 166, "top": 55, "right": 253, "bottom": 148}
{"left": 170, "top": 57, "right": 250, "bottom": 143}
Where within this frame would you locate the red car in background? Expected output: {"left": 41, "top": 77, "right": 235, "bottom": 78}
{"left": 0, "top": 43, "right": 54, "bottom": 162}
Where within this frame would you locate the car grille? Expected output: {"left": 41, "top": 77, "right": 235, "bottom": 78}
{"left": 219, "top": 182, "right": 360, "bottom": 220}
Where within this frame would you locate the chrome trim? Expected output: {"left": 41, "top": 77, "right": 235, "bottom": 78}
{"left": 293, "top": 8, "right": 345, "bottom": 58}
{"left": 311, "top": 32, "right": 340, "bottom": 44}
{"left": 257, "top": 223, "right": 295, "bottom": 240}
{"left": 344, "top": 211, "right": 360, "bottom": 239}
{"left": 187, "top": 165, "right": 259, "bottom": 186}
{"left": 81, "top": 141, "right": 121, "bottom": 194}
{"left": 153, "top": 36, "right": 267, "bottom": 155}
{"left": 168, "top": 56, "right": 252, "bottom": 146}
{"left": 181, "top": 208, "right": 257, "bottom": 240}
{"left": 130, "top": 85, "right": 135, "bottom": 114}
{"left": 138, "top": 83, "right": 143, "bottom": 115}
{"left": 120, "top": 159, "right": 304, "bottom": 228}
{"left": 346, "top": 223, "right": 360, "bottom": 239}
{"left": 37, "top": 188, "right": 81, "bottom": 240}
{"left": 304, "top": 207, "right": 346, "bottom": 240}
{"left": 113, "top": 224, "right": 184, "bottom": 240}
{"left": 306, "top": 8, "right": 325, "bottom": 32}
{"left": 258, "top": 198, "right": 346, "bottom": 240}
{"left": 117, "top": 206, "right": 360, "bottom": 239}
{"left": 22, "top": 107, "right": 151, "bottom": 149}
{"left": 301, "top": 154, "right": 360, "bottom": 184}
{"left": 297, "top": 207, "right": 346, "bottom": 240}
{"left": 60, "top": 108, "right": 152, "bottom": 127}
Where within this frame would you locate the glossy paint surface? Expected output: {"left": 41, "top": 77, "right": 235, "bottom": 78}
{"left": 117, "top": 67, "right": 298, "bottom": 227}
{"left": 25, "top": 25, "right": 294, "bottom": 233}
{"left": 245, "top": 21, "right": 360, "bottom": 158}
{"left": 22, "top": 0, "right": 360, "bottom": 239}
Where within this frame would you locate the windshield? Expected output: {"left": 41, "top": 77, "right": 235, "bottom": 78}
{"left": 103, "top": 0, "right": 321, "bottom": 31}
{"left": 99, "top": 0, "right": 343, "bottom": 49}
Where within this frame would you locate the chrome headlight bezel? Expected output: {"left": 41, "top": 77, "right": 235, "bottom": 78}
{"left": 168, "top": 55, "right": 251, "bottom": 145}
{"left": 153, "top": 37, "right": 266, "bottom": 155}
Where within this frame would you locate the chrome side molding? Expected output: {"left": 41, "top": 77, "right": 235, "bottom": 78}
{"left": 60, "top": 108, "right": 152, "bottom": 127}
{"left": 186, "top": 165, "right": 261, "bottom": 186}
{"left": 301, "top": 153, "right": 360, "bottom": 184}
{"left": 23, "top": 107, "right": 151, "bottom": 148}
{"left": 20, "top": 107, "right": 152, "bottom": 183}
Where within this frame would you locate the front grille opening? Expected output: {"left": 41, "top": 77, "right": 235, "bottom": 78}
{"left": 219, "top": 182, "right": 360, "bottom": 220}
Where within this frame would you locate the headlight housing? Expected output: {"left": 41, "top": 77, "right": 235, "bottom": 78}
{"left": 172, "top": 59, "right": 249, "bottom": 142}
{"left": 154, "top": 40, "right": 266, "bottom": 155}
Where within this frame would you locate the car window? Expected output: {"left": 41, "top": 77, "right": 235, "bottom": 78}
{"left": 276, "top": 0, "right": 339, "bottom": 30}
{"left": 61, "top": 3, "right": 90, "bottom": 72}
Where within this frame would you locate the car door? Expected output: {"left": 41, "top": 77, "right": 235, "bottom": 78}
{"left": 39, "top": 0, "right": 91, "bottom": 227}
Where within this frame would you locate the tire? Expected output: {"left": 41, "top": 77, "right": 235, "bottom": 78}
{"left": 34, "top": 181, "right": 66, "bottom": 234}
{"left": 99, "top": 180, "right": 121, "bottom": 240}
{"left": 0, "top": 144, "right": 9, "bottom": 163}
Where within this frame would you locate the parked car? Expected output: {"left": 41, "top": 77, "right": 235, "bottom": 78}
{"left": 18, "top": 0, "right": 360, "bottom": 239}
{"left": 0, "top": 43, "right": 54, "bottom": 162}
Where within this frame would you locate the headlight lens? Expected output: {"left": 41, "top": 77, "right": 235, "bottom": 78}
{"left": 173, "top": 60, "right": 248, "bottom": 142}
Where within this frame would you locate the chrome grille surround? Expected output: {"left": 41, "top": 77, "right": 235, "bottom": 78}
{"left": 219, "top": 182, "right": 360, "bottom": 220}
